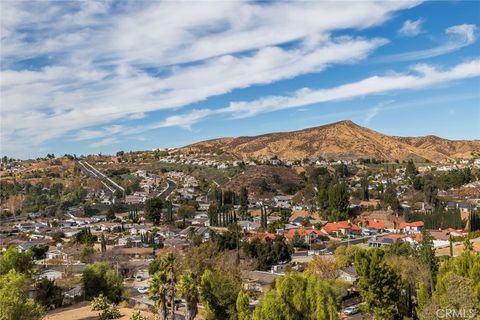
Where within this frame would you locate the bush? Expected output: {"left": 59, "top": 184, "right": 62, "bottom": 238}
{"left": 90, "top": 294, "right": 121, "bottom": 320}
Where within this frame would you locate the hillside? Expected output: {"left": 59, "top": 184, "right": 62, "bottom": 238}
{"left": 184, "top": 120, "right": 480, "bottom": 162}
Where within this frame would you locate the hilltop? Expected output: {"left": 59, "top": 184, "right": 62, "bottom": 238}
{"left": 184, "top": 120, "right": 480, "bottom": 162}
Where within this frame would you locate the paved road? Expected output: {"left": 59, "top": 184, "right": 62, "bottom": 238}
{"left": 158, "top": 179, "right": 176, "bottom": 201}
{"left": 339, "top": 232, "right": 390, "bottom": 246}
{"left": 76, "top": 160, "right": 125, "bottom": 195}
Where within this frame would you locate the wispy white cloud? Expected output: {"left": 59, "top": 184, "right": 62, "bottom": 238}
{"left": 158, "top": 59, "right": 480, "bottom": 126}
{"left": 0, "top": 1, "right": 428, "bottom": 156}
{"left": 364, "top": 100, "right": 394, "bottom": 123}
{"left": 398, "top": 19, "right": 423, "bottom": 37}
{"left": 380, "top": 24, "right": 477, "bottom": 62}
{"left": 89, "top": 137, "right": 119, "bottom": 148}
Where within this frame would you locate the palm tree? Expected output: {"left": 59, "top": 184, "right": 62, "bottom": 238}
{"left": 178, "top": 271, "right": 199, "bottom": 320}
{"left": 149, "top": 271, "right": 169, "bottom": 320}
{"left": 186, "top": 227, "right": 197, "bottom": 247}
{"left": 161, "top": 253, "right": 177, "bottom": 320}
{"left": 149, "top": 253, "right": 177, "bottom": 320}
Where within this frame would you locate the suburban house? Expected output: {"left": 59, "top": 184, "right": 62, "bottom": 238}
{"left": 321, "top": 221, "right": 361, "bottom": 237}
{"left": 242, "top": 270, "right": 281, "bottom": 293}
{"left": 357, "top": 218, "right": 385, "bottom": 233}
{"left": 130, "top": 225, "right": 148, "bottom": 236}
{"left": 273, "top": 195, "right": 294, "bottom": 208}
{"left": 445, "top": 201, "right": 472, "bottom": 214}
{"left": 17, "top": 240, "right": 49, "bottom": 253}
{"left": 46, "top": 249, "right": 69, "bottom": 261}
{"left": 125, "top": 195, "right": 145, "bottom": 204}
{"left": 368, "top": 235, "right": 396, "bottom": 248}
{"left": 338, "top": 266, "right": 358, "bottom": 284}
{"left": 398, "top": 221, "right": 424, "bottom": 234}
{"left": 238, "top": 220, "right": 260, "bottom": 231}
{"left": 285, "top": 227, "right": 322, "bottom": 243}
{"left": 358, "top": 199, "right": 380, "bottom": 210}
{"left": 290, "top": 216, "right": 305, "bottom": 226}
{"left": 179, "top": 226, "right": 210, "bottom": 241}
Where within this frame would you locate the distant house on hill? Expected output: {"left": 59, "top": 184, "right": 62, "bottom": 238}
{"left": 359, "top": 199, "right": 380, "bottom": 209}
{"left": 273, "top": 195, "right": 294, "bottom": 208}
{"left": 357, "top": 218, "right": 385, "bottom": 233}
{"left": 285, "top": 227, "right": 322, "bottom": 243}
{"left": 398, "top": 221, "right": 424, "bottom": 234}
{"left": 338, "top": 266, "right": 358, "bottom": 284}
{"left": 445, "top": 201, "right": 472, "bottom": 214}
{"left": 321, "top": 221, "right": 360, "bottom": 237}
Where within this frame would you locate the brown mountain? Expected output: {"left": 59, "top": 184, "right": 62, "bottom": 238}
{"left": 183, "top": 120, "right": 480, "bottom": 162}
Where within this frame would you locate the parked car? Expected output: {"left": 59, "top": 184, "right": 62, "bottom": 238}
{"left": 344, "top": 305, "right": 360, "bottom": 315}
{"left": 137, "top": 287, "right": 148, "bottom": 294}
{"left": 135, "top": 275, "right": 143, "bottom": 281}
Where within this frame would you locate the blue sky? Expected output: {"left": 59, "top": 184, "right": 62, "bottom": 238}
{"left": 1, "top": 1, "right": 479, "bottom": 159}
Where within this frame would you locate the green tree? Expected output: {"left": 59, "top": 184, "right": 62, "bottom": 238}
{"left": 382, "top": 182, "right": 400, "bottom": 212}
{"left": 405, "top": 160, "right": 417, "bottom": 179}
{"left": 74, "top": 227, "right": 97, "bottom": 245}
{"left": 436, "top": 250, "right": 480, "bottom": 301}
{"left": 144, "top": 197, "right": 163, "bottom": 224}
{"left": 51, "top": 231, "right": 65, "bottom": 243}
{"left": 35, "top": 277, "right": 63, "bottom": 308}
{"left": 360, "top": 177, "right": 369, "bottom": 201}
{"left": 327, "top": 182, "right": 349, "bottom": 213}
{"left": 165, "top": 200, "right": 174, "bottom": 223}
{"left": 418, "top": 274, "right": 479, "bottom": 320}
{"left": 101, "top": 233, "right": 107, "bottom": 254}
{"left": 80, "top": 244, "right": 95, "bottom": 263}
{"left": 178, "top": 271, "right": 200, "bottom": 320}
{"left": 386, "top": 255, "right": 430, "bottom": 318}
{"left": 0, "top": 269, "right": 44, "bottom": 320}
{"left": 291, "top": 231, "right": 307, "bottom": 249}
{"left": 239, "top": 187, "right": 249, "bottom": 219}
{"left": 334, "top": 245, "right": 359, "bottom": 268}
{"left": 81, "top": 262, "right": 124, "bottom": 303}
{"left": 355, "top": 249, "right": 401, "bottom": 319}
{"left": 259, "top": 179, "right": 269, "bottom": 193}
{"left": 106, "top": 205, "right": 116, "bottom": 221}
{"left": 200, "top": 269, "right": 241, "bottom": 320}
{"left": 236, "top": 291, "right": 251, "bottom": 320}
{"left": 0, "top": 247, "right": 34, "bottom": 276}
{"left": 243, "top": 237, "right": 293, "bottom": 271}
{"left": 30, "top": 245, "right": 48, "bottom": 260}
{"left": 418, "top": 230, "right": 438, "bottom": 293}
{"left": 177, "top": 204, "right": 196, "bottom": 227}
{"left": 278, "top": 208, "right": 292, "bottom": 224}
{"left": 252, "top": 272, "right": 339, "bottom": 320}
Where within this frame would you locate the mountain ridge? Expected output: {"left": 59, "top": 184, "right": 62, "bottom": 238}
{"left": 183, "top": 120, "right": 480, "bottom": 162}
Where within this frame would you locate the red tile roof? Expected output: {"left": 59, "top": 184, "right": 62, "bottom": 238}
{"left": 409, "top": 233, "right": 423, "bottom": 242}
{"left": 285, "top": 228, "right": 321, "bottom": 239}
{"left": 321, "top": 221, "right": 360, "bottom": 234}
{"left": 398, "top": 221, "right": 424, "bottom": 229}
{"left": 367, "top": 219, "right": 385, "bottom": 230}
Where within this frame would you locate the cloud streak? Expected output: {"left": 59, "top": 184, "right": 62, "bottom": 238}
{"left": 159, "top": 59, "right": 480, "bottom": 127}
{"left": 2, "top": 0, "right": 417, "bottom": 156}
{"left": 380, "top": 24, "right": 477, "bottom": 62}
